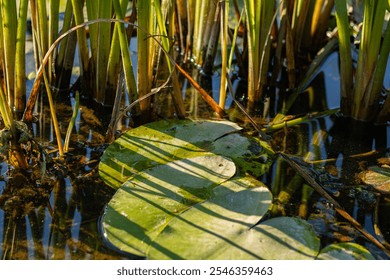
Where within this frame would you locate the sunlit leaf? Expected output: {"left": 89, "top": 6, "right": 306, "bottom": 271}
{"left": 102, "top": 155, "right": 237, "bottom": 256}
{"left": 360, "top": 166, "right": 390, "bottom": 194}
{"left": 316, "top": 242, "right": 375, "bottom": 260}
{"left": 99, "top": 119, "right": 273, "bottom": 189}
{"left": 148, "top": 213, "right": 320, "bottom": 260}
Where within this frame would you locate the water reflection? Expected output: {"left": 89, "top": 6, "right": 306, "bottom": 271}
{"left": 0, "top": 145, "right": 128, "bottom": 259}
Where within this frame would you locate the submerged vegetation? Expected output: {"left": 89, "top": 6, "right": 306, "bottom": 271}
{"left": 0, "top": 0, "right": 389, "bottom": 259}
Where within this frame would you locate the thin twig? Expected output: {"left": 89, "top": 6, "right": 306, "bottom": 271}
{"left": 64, "top": 91, "right": 80, "bottom": 153}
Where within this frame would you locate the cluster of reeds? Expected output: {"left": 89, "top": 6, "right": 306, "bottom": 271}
{"left": 175, "top": 1, "right": 335, "bottom": 115}
{"left": 0, "top": 0, "right": 30, "bottom": 168}
{"left": 335, "top": 0, "right": 390, "bottom": 123}
{"left": 1, "top": 0, "right": 76, "bottom": 162}
{"left": 0, "top": 1, "right": 151, "bottom": 162}
{"left": 0, "top": 0, "right": 389, "bottom": 170}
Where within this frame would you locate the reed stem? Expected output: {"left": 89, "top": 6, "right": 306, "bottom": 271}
{"left": 64, "top": 91, "right": 80, "bottom": 153}
{"left": 137, "top": 0, "right": 154, "bottom": 120}
{"left": 71, "top": 0, "right": 89, "bottom": 82}
{"left": 219, "top": 0, "right": 229, "bottom": 109}
{"left": 55, "top": 1, "right": 77, "bottom": 91}
{"left": 14, "top": 0, "right": 28, "bottom": 112}
{"left": 1, "top": 0, "right": 17, "bottom": 106}
{"left": 96, "top": 0, "right": 113, "bottom": 104}
{"left": 334, "top": 0, "right": 353, "bottom": 111}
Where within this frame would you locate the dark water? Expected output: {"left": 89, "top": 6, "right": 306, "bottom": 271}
{"left": 0, "top": 141, "right": 128, "bottom": 260}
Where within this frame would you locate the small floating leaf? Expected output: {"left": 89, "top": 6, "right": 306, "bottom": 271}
{"left": 316, "top": 242, "right": 375, "bottom": 260}
{"left": 360, "top": 166, "right": 390, "bottom": 194}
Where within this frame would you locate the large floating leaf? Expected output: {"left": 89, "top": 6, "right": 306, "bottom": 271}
{"left": 102, "top": 155, "right": 237, "bottom": 256}
{"left": 147, "top": 179, "right": 272, "bottom": 259}
{"left": 148, "top": 213, "right": 320, "bottom": 260}
{"left": 99, "top": 119, "right": 376, "bottom": 260}
{"left": 99, "top": 119, "right": 273, "bottom": 189}
{"left": 316, "top": 242, "right": 375, "bottom": 260}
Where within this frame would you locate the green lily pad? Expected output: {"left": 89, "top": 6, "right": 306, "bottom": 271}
{"left": 100, "top": 119, "right": 281, "bottom": 259}
{"left": 102, "top": 155, "right": 237, "bottom": 256}
{"left": 316, "top": 242, "right": 375, "bottom": 260}
{"left": 99, "top": 119, "right": 273, "bottom": 189}
{"left": 148, "top": 210, "right": 320, "bottom": 260}
{"left": 360, "top": 166, "right": 390, "bottom": 194}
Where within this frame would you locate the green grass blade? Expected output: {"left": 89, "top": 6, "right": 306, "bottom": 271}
{"left": 1, "top": 0, "right": 17, "bottom": 105}
{"left": 0, "top": 84, "right": 13, "bottom": 129}
{"left": 86, "top": 0, "right": 98, "bottom": 95}
{"left": 71, "top": 0, "right": 89, "bottom": 77}
{"left": 106, "top": 0, "right": 128, "bottom": 103}
{"left": 366, "top": 19, "right": 390, "bottom": 117}
{"left": 334, "top": 0, "right": 353, "bottom": 103}
{"left": 354, "top": 0, "right": 374, "bottom": 109}
{"left": 192, "top": 0, "right": 210, "bottom": 64}
{"left": 95, "top": 0, "right": 113, "bottom": 104}
{"left": 112, "top": 0, "right": 137, "bottom": 102}
{"left": 42, "top": 69, "right": 64, "bottom": 156}
{"left": 291, "top": 0, "right": 311, "bottom": 50}
{"left": 15, "top": 0, "right": 29, "bottom": 112}
{"left": 219, "top": 0, "right": 229, "bottom": 109}
{"left": 243, "top": 0, "right": 256, "bottom": 108}
{"left": 49, "top": 0, "right": 60, "bottom": 75}
{"left": 154, "top": 0, "right": 186, "bottom": 117}
{"left": 353, "top": 0, "right": 387, "bottom": 119}
{"left": 36, "top": 0, "right": 48, "bottom": 52}
{"left": 137, "top": 0, "right": 154, "bottom": 117}
{"left": 55, "top": 0, "right": 77, "bottom": 90}
{"left": 64, "top": 91, "right": 80, "bottom": 153}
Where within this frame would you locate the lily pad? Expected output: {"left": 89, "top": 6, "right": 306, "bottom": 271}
{"left": 148, "top": 212, "right": 320, "bottom": 260}
{"left": 316, "top": 242, "right": 375, "bottom": 260}
{"left": 102, "top": 155, "right": 237, "bottom": 256}
{"left": 147, "top": 179, "right": 272, "bottom": 259}
{"left": 360, "top": 166, "right": 390, "bottom": 194}
{"left": 99, "top": 119, "right": 273, "bottom": 189}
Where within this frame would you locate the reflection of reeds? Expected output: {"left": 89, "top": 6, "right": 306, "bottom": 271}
{"left": 0, "top": 160, "right": 124, "bottom": 259}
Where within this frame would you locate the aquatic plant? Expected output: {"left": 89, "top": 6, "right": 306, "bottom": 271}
{"left": 335, "top": 0, "right": 390, "bottom": 122}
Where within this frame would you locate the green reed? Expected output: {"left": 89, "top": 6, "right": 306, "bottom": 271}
{"left": 0, "top": 0, "right": 29, "bottom": 168}
{"left": 1, "top": 0, "right": 17, "bottom": 109}
{"left": 137, "top": 0, "right": 155, "bottom": 120}
{"left": 110, "top": 0, "right": 137, "bottom": 107}
{"left": 2, "top": 0, "right": 389, "bottom": 166}
{"left": 219, "top": 0, "right": 229, "bottom": 109}
{"left": 55, "top": 0, "right": 77, "bottom": 90}
{"left": 154, "top": 0, "right": 186, "bottom": 117}
{"left": 15, "top": 0, "right": 29, "bottom": 111}
{"left": 335, "top": 0, "right": 390, "bottom": 122}
{"left": 243, "top": 0, "right": 274, "bottom": 111}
